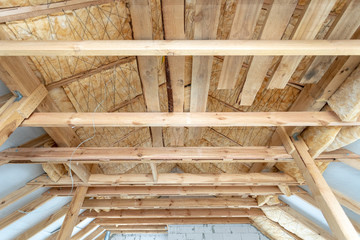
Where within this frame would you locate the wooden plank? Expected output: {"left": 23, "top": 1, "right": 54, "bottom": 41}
{"left": 28, "top": 173, "right": 299, "bottom": 186}
{"left": 0, "top": 184, "right": 41, "bottom": 211}
{"left": 94, "top": 217, "right": 251, "bottom": 225}
{"left": 47, "top": 186, "right": 306, "bottom": 197}
{"left": 162, "top": 0, "right": 186, "bottom": 146}
{"left": 83, "top": 228, "right": 104, "bottom": 240}
{"left": 268, "top": 0, "right": 337, "bottom": 89}
{"left": 278, "top": 128, "right": 359, "bottom": 240}
{"left": 80, "top": 208, "right": 264, "bottom": 219}
{"left": 104, "top": 225, "right": 167, "bottom": 231}
{"left": 71, "top": 223, "right": 97, "bottom": 240}
{"left": 218, "top": 0, "right": 263, "bottom": 89}
{"left": 0, "top": 84, "right": 47, "bottom": 146}
{"left": 15, "top": 207, "right": 69, "bottom": 240}
{"left": 2, "top": 146, "right": 356, "bottom": 163}
{"left": 0, "top": 0, "right": 119, "bottom": 23}
{"left": 240, "top": 0, "right": 298, "bottom": 106}
{"left": 95, "top": 232, "right": 106, "bottom": 240}
{"left": 300, "top": 0, "right": 360, "bottom": 84}
{"left": 332, "top": 188, "right": 360, "bottom": 216}
{"left": 21, "top": 111, "right": 360, "bottom": 128}
{"left": 57, "top": 186, "right": 88, "bottom": 240}
{"left": 0, "top": 195, "right": 54, "bottom": 230}
{"left": 189, "top": 0, "right": 221, "bottom": 139}
{"left": 82, "top": 197, "right": 259, "bottom": 209}
{"left": 0, "top": 93, "right": 13, "bottom": 108}
{"left": 20, "top": 134, "right": 55, "bottom": 148}
{"left": 0, "top": 40, "right": 359, "bottom": 56}
{"left": 281, "top": 206, "right": 336, "bottom": 240}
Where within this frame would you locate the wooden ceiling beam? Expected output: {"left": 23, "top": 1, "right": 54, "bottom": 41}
{"left": 0, "top": 40, "right": 358, "bottom": 56}
{"left": 46, "top": 185, "right": 306, "bottom": 197}
{"left": 1, "top": 146, "right": 355, "bottom": 163}
{"left": 83, "top": 227, "right": 104, "bottom": 240}
{"left": 28, "top": 173, "right": 299, "bottom": 186}
{"left": 80, "top": 208, "right": 264, "bottom": 219}
{"left": 94, "top": 217, "right": 251, "bottom": 225}
{"left": 81, "top": 197, "right": 259, "bottom": 210}
{"left": 104, "top": 225, "right": 167, "bottom": 231}
{"left": 278, "top": 127, "right": 358, "bottom": 239}
{"left": 0, "top": 185, "right": 41, "bottom": 211}
{"left": 71, "top": 222, "right": 97, "bottom": 240}
{"left": 20, "top": 111, "right": 360, "bottom": 128}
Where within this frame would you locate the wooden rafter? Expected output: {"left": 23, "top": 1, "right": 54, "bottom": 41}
{"left": 71, "top": 222, "right": 97, "bottom": 240}
{"left": 83, "top": 227, "right": 104, "bottom": 240}
{"left": 0, "top": 185, "right": 41, "bottom": 211}
{"left": 20, "top": 111, "right": 360, "bottom": 128}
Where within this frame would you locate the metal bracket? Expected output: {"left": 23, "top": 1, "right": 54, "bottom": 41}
{"left": 14, "top": 90, "right": 23, "bottom": 102}
{"left": 292, "top": 132, "right": 300, "bottom": 141}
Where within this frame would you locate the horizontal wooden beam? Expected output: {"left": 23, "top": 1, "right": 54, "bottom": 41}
{"left": 28, "top": 173, "right": 299, "bottom": 186}
{"left": 81, "top": 197, "right": 259, "bottom": 209}
{"left": 47, "top": 185, "right": 306, "bottom": 197}
{"left": 1, "top": 147, "right": 355, "bottom": 164}
{"left": 21, "top": 111, "right": 360, "bottom": 128}
{"left": 0, "top": 40, "right": 359, "bottom": 56}
{"left": 80, "top": 208, "right": 264, "bottom": 219}
{"left": 94, "top": 217, "right": 251, "bottom": 225}
{"left": 104, "top": 225, "right": 167, "bottom": 231}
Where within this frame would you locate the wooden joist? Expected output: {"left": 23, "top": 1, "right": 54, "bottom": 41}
{"left": 46, "top": 185, "right": 306, "bottom": 197}
{"left": 0, "top": 195, "right": 54, "bottom": 230}
{"left": 71, "top": 223, "right": 97, "bottom": 240}
{"left": 81, "top": 197, "right": 259, "bottom": 209}
{"left": 83, "top": 227, "right": 104, "bottom": 240}
{"left": 0, "top": 0, "right": 119, "bottom": 23}
{"left": 28, "top": 173, "right": 299, "bottom": 186}
{"left": 104, "top": 225, "right": 167, "bottom": 231}
{"left": 268, "top": 0, "right": 337, "bottom": 89}
{"left": 277, "top": 128, "right": 359, "bottom": 240}
{"left": 218, "top": 0, "right": 263, "bottom": 89}
{"left": 80, "top": 208, "right": 264, "bottom": 219}
{"left": 20, "top": 111, "right": 360, "bottom": 128}
{"left": 0, "top": 40, "right": 359, "bottom": 56}
{"left": 0, "top": 84, "right": 47, "bottom": 146}
{"left": 0, "top": 185, "right": 41, "bottom": 211}
{"left": 94, "top": 217, "right": 251, "bottom": 225}
{"left": 1, "top": 146, "right": 355, "bottom": 164}
{"left": 57, "top": 187, "right": 88, "bottom": 240}
{"left": 240, "top": 0, "right": 297, "bottom": 106}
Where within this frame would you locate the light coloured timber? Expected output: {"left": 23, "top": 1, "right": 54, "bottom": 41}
{"left": 57, "top": 187, "right": 88, "bottom": 240}
{"left": 104, "top": 225, "right": 167, "bottom": 231}
{"left": 0, "top": 184, "right": 41, "bottom": 211}
{"left": 20, "top": 111, "right": 360, "bottom": 128}
{"left": 0, "top": 40, "right": 359, "bottom": 56}
{"left": 162, "top": 0, "right": 186, "bottom": 146}
{"left": 0, "top": 84, "right": 47, "bottom": 146}
{"left": 281, "top": 131, "right": 359, "bottom": 239}
{"left": 83, "top": 227, "right": 104, "bottom": 240}
{"left": 268, "top": 0, "right": 337, "bottom": 89}
{"left": 0, "top": 0, "right": 120, "bottom": 23}
{"left": 15, "top": 206, "right": 69, "bottom": 240}
{"left": 80, "top": 208, "right": 264, "bottom": 219}
{"left": 94, "top": 217, "right": 251, "bottom": 225}
{"left": 332, "top": 188, "right": 360, "bottom": 216}
{"left": 300, "top": 0, "right": 360, "bottom": 84}
{"left": 0, "top": 93, "right": 13, "bottom": 109}
{"left": 47, "top": 185, "right": 306, "bottom": 197}
{"left": 218, "top": 0, "right": 263, "bottom": 89}
{"left": 1, "top": 146, "right": 356, "bottom": 163}
{"left": 240, "top": 0, "right": 297, "bottom": 106}
{"left": 110, "top": 230, "right": 167, "bottom": 234}
{"left": 0, "top": 195, "right": 54, "bottom": 230}
{"left": 29, "top": 173, "right": 299, "bottom": 186}
{"left": 95, "top": 232, "right": 106, "bottom": 240}
{"left": 71, "top": 223, "right": 97, "bottom": 240}
{"left": 81, "top": 197, "right": 259, "bottom": 209}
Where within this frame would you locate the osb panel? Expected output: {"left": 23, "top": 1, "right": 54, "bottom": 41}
{"left": 0, "top": 0, "right": 63, "bottom": 8}
{"left": 2, "top": 1, "right": 132, "bottom": 84}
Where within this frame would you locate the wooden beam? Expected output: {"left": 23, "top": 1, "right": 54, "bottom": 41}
{"left": 0, "top": 185, "right": 41, "bottom": 211}
{"left": 331, "top": 188, "right": 360, "bottom": 216}
{"left": 218, "top": 0, "right": 263, "bottom": 89}
{"left": 0, "top": 195, "right": 54, "bottom": 230}
{"left": 240, "top": 0, "right": 297, "bottom": 106}
{"left": 0, "top": 0, "right": 120, "bottom": 23}
{"left": 57, "top": 187, "right": 88, "bottom": 240}
{"left": 94, "top": 217, "right": 251, "bottom": 225}
{"left": 0, "top": 40, "right": 359, "bottom": 56}
{"left": 104, "top": 225, "right": 167, "bottom": 231}
{"left": 29, "top": 173, "right": 299, "bottom": 186}
{"left": 300, "top": 0, "right": 360, "bottom": 84}
{"left": 83, "top": 227, "right": 104, "bottom": 240}
{"left": 2, "top": 146, "right": 355, "bottom": 163}
{"left": 278, "top": 128, "right": 359, "bottom": 240}
{"left": 0, "top": 84, "right": 47, "bottom": 145}
{"left": 268, "top": 0, "right": 337, "bottom": 89}
{"left": 21, "top": 111, "right": 360, "bottom": 128}
{"left": 47, "top": 185, "right": 306, "bottom": 197}
{"left": 281, "top": 206, "right": 336, "bottom": 240}
{"left": 95, "top": 232, "right": 106, "bottom": 240}
{"left": 81, "top": 197, "right": 259, "bottom": 209}
{"left": 110, "top": 230, "right": 167, "bottom": 234}
{"left": 71, "top": 223, "right": 97, "bottom": 240}
{"left": 15, "top": 206, "right": 69, "bottom": 240}
{"left": 80, "top": 208, "right": 264, "bottom": 219}
{"left": 0, "top": 93, "right": 13, "bottom": 108}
